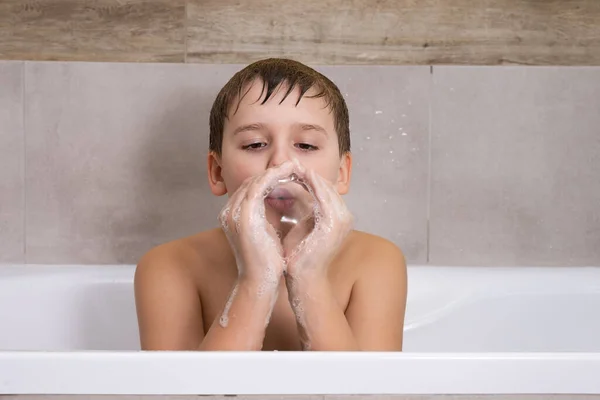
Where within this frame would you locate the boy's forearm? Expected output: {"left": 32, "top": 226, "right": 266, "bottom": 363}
{"left": 286, "top": 274, "right": 359, "bottom": 351}
{"left": 199, "top": 278, "right": 278, "bottom": 351}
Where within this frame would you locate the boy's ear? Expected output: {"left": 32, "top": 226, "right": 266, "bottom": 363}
{"left": 207, "top": 151, "right": 227, "bottom": 196}
{"left": 336, "top": 151, "right": 352, "bottom": 195}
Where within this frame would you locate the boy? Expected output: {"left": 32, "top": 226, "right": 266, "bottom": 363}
{"left": 134, "top": 58, "right": 408, "bottom": 351}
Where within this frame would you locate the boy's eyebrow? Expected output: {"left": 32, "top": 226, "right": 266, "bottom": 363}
{"left": 297, "top": 123, "right": 328, "bottom": 137}
{"left": 232, "top": 123, "right": 264, "bottom": 135}
{"left": 232, "top": 122, "right": 329, "bottom": 136}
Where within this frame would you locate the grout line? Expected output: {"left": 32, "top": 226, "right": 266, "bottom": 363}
{"left": 21, "top": 61, "right": 27, "bottom": 264}
{"left": 426, "top": 65, "right": 434, "bottom": 264}
{"left": 183, "top": 0, "right": 189, "bottom": 63}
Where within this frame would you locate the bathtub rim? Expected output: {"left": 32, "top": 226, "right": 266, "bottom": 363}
{"left": 1, "top": 351, "right": 600, "bottom": 395}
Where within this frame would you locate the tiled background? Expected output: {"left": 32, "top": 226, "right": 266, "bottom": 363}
{"left": 0, "top": 61, "right": 599, "bottom": 266}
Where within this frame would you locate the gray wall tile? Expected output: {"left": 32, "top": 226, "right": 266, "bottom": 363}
{"left": 430, "top": 66, "right": 600, "bottom": 266}
{"left": 0, "top": 61, "right": 24, "bottom": 263}
{"left": 317, "top": 66, "right": 430, "bottom": 263}
{"left": 24, "top": 62, "right": 429, "bottom": 265}
{"left": 25, "top": 62, "right": 240, "bottom": 264}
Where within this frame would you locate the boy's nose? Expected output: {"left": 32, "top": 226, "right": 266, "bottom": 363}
{"left": 267, "top": 146, "right": 291, "bottom": 169}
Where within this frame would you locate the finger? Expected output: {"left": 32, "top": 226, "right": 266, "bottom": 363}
{"left": 303, "top": 169, "right": 334, "bottom": 220}
{"left": 246, "top": 161, "right": 296, "bottom": 202}
{"left": 221, "top": 175, "right": 253, "bottom": 216}
{"left": 229, "top": 176, "right": 259, "bottom": 234}
{"left": 325, "top": 178, "right": 348, "bottom": 218}
{"left": 240, "top": 175, "right": 282, "bottom": 249}
{"left": 323, "top": 182, "right": 352, "bottom": 230}
{"left": 290, "top": 158, "right": 309, "bottom": 181}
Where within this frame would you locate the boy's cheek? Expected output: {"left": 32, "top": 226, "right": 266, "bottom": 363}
{"left": 223, "top": 167, "right": 261, "bottom": 194}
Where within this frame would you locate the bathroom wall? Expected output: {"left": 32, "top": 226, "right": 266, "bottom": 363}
{"left": 0, "top": 60, "right": 599, "bottom": 266}
{"left": 0, "top": 1, "right": 599, "bottom": 66}
{"left": 1, "top": 1, "right": 599, "bottom": 266}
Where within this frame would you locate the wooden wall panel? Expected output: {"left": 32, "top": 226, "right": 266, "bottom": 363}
{"left": 0, "top": 0, "right": 185, "bottom": 62}
{"left": 0, "top": 0, "right": 598, "bottom": 65}
{"left": 186, "top": 0, "right": 600, "bottom": 65}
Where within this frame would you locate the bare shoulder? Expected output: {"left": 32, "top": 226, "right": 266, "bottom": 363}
{"left": 135, "top": 229, "right": 227, "bottom": 280}
{"left": 133, "top": 229, "right": 229, "bottom": 350}
{"left": 341, "top": 230, "right": 407, "bottom": 280}
{"left": 341, "top": 231, "right": 408, "bottom": 350}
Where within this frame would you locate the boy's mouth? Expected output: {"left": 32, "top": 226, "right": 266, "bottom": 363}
{"left": 265, "top": 188, "right": 295, "bottom": 213}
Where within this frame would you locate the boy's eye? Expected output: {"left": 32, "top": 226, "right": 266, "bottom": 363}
{"left": 242, "top": 142, "right": 267, "bottom": 150}
{"left": 296, "top": 143, "right": 318, "bottom": 151}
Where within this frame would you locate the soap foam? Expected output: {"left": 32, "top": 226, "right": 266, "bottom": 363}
{"left": 287, "top": 275, "right": 311, "bottom": 351}
{"left": 219, "top": 283, "right": 239, "bottom": 328}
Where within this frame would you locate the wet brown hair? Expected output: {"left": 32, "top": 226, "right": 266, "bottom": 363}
{"left": 209, "top": 58, "right": 350, "bottom": 156}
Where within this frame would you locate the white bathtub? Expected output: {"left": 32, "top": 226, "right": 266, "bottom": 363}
{"left": 0, "top": 264, "right": 599, "bottom": 395}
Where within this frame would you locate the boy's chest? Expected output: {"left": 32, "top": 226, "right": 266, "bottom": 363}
{"left": 199, "top": 268, "right": 353, "bottom": 351}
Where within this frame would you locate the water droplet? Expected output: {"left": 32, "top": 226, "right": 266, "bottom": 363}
{"left": 402, "top": 132, "right": 407, "bottom": 136}
{"left": 383, "top": 199, "right": 387, "bottom": 203}
{"left": 388, "top": 135, "right": 393, "bottom": 139}
{"left": 389, "top": 150, "right": 393, "bottom": 154}
{"left": 366, "top": 136, "right": 371, "bottom": 140}
{"left": 402, "top": 114, "right": 406, "bottom": 117}
{"left": 359, "top": 146, "right": 364, "bottom": 151}
{"left": 373, "top": 180, "right": 377, "bottom": 184}
{"left": 375, "top": 110, "right": 383, "bottom": 115}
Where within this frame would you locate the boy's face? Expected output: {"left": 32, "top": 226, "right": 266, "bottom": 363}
{"left": 208, "top": 80, "right": 351, "bottom": 198}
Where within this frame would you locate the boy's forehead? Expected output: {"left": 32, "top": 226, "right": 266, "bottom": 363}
{"left": 229, "top": 79, "right": 326, "bottom": 115}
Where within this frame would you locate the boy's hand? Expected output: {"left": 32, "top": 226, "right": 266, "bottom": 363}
{"left": 283, "top": 167, "right": 353, "bottom": 281}
{"left": 219, "top": 161, "right": 297, "bottom": 291}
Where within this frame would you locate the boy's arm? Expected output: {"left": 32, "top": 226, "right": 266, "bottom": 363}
{"left": 198, "top": 277, "right": 279, "bottom": 351}
{"left": 344, "top": 241, "right": 407, "bottom": 350}
{"left": 135, "top": 247, "right": 278, "bottom": 351}
{"left": 286, "top": 240, "right": 407, "bottom": 351}
{"left": 134, "top": 248, "right": 206, "bottom": 350}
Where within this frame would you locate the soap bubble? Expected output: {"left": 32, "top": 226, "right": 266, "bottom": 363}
{"left": 263, "top": 174, "right": 317, "bottom": 259}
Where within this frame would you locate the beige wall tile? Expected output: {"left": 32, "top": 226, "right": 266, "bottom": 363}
{"left": 185, "top": 0, "right": 600, "bottom": 66}
{"left": 0, "top": 1, "right": 185, "bottom": 62}
{"left": 0, "top": 61, "right": 24, "bottom": 263}
{"left": 0, "top": 1, "right": 599, "bottom": 65}
{"left": 430, "top": 67, "right": 600, "bottom": 266}
{"left": 25, "top": 62, "right": 240, "bottom": 264}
